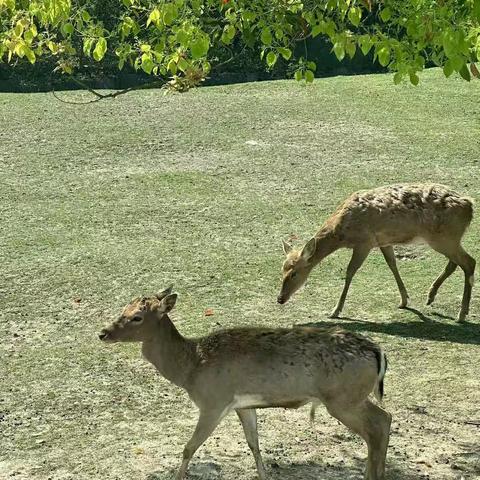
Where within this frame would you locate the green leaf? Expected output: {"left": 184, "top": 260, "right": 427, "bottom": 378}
{"left": 14, "top": 22, "right": 24, "bottom": 37}
{"left": 333, "top": 42, "right": 345, "bottom": 61}
{"left": 451, "top": 56, "right": 464, "bottom": 72}
{"left": 380, "top": 7, "right": 392, "bottom": 22}
{"left": 459, "top": 63, "right": 471, "bottom": 81}
{"left": 443, "top": 60, "right": 454, "bottom": 77}
{"left": 24, "top": 30, "right": 34, "bottom": 44}
{"left": 306, "top": 61, "right": 316, "bottom": 71}
{"left": 163, "top": 4, "right": 178, "bottom": 26}
{"left": 140, "top": 44, "right": 151, "bottom": 52}
{"left": 221, "top": 24, "right": 236, "bottom": 44}
{"left": 242, "top": 11, "right": 256, "bottom": 22}
{"left": 147, "top": 8, "right": 161, "bottom": 27}
{"left": 409, "top": 72, "right": 419, "bottom": 86}
{"left": 346, "top": 41, "right": 356, "bottom": 59}
{"left": 294, "top": 70, "right": 303, "bottom": 81}
{"left": 81, "top": 10, "right": 91, "bottom": 22}
{"left": 141, "top": 54, "right": 154, "bottom": 74}
{"left": 274, "top": 28, "right": 284, "bottom": 41}
{"left": 62, "top": 23, "right": 74, "bottom": 35}
{"left": 474, "top": 0, "right": 480, "bottom": 21}
{"left": 176, "top": 29, "right": 189, "bottom": 46}
{"left": 15, "top": 43, "right": 26, "bottom": 58}
{"left": 393, "top": 72, "right": 403, "bottom": 84}
{"left": 348, "top": 7, "right": 362, "bottom": 27}
{"left": 266, "top": 51, "right": 277, "bottom": 67}
{"left": 93, "top": 37, "right": 107, "bottom": 61}
{"left": 305, "top": 70, "right": 315, "bottom": 83}
{"left": 177, "top": 57, "right": 189, "bottom": 72}
{"left": 167, "top": 58, "right": 177, "bottom": 74}
{"left": 83, "top": 38, "right": 94, "bottom": 56}
{"left": 311, "top": 24, "right": 322, "bottom": 38}
{"left": 190, "top": 35, "right": 209, "bottom": 59}
{"left": 24, "top": 46, "right": 35, "bottom": 64}
{"left": 359, "top": 35, "right": 373, "bottom": 56}
{"left": 278, "top": 47, "right": 292, "bottom": 60}
{"left": 377, "top": 46, "right": 390, "bottom": 67}
{"left": 261, "top": 27, "right": 272, "bottom": 46}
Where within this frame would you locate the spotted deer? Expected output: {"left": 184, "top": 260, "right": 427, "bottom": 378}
{"left": 278, "top": 184, "right": 475, "bottom": 322}
{"left": 99, "top": 287, "right": 391, "bottom": 480}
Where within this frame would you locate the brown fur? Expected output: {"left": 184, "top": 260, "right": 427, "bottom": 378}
{"left": 99, "top": 289, "right": 391, "bottom": 480}
{"left": 279, "top": 183, "right": 475, "bottom": 321}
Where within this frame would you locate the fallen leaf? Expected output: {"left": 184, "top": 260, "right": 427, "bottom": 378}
{"left": 132, "top": 447, "right": 145, "bottom": 455}
{"left": 204, "top": 308, "right": 214, "bottom": 316}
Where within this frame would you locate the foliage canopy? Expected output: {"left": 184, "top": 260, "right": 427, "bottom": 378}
{"left": 1, "top": 0, "right": 480, "bottom": 90}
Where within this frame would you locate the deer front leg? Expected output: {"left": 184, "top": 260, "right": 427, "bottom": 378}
{"left": 236, "top": 409, "right": 267, "bottom": 480}
{"left": 329, "top": 246, "right": 370, "bottom": 318}
{"left": 176, "top": 407, "right": 229, "bottom": 480}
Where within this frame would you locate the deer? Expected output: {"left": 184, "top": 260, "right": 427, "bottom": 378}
{"left": 278, "top": 183, "right": 475, "bottom": 322}
{"left": 99, "top": 286, "right": 391, "bottom": 480}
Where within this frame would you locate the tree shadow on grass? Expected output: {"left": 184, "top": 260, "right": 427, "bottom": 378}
{"left": 450, "top": 441, "right": 480, "bottom": 477}
{"left": 146, "top": 457, "right": 422, "bottom": 480}
{"left": 297, "top": 308, "right": 480, "bottom": 345}
{"left": 269, "top": 459, "right": 425, "bottom": 480}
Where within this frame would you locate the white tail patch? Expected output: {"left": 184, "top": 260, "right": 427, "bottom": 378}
{"left": 469, "top": 275, "right": 475, "bottom": 287}
{"left": 374, "top": 350, "right": 387, "bottom": 402}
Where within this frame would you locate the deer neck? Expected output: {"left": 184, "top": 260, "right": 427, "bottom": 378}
{"left": 141, "top": 317, "right": 197, "bottom": 389}
{"left": 311, "top": 230, "right": 340, "bottom": 265}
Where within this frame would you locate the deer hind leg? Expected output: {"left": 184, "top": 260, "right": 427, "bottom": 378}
{"left": 326, "top": 399, "right": 391, "bottom": 480}
{"left": 426, "top": 260, "right": 458, "bottom": 306}
{"left": 176, "top": 407, "right": 228, "bottom": 480}
{"left": 380, "top": 246, "right": 409, "bottom": 308}
{"left": 236, "top": 409, "right": 267, "bottom": 480}
{"left": 329, "top": 245, "right": 371, "bottom": 318}
{"left": 428, "top": 241, "right": 475, "bottom": 322}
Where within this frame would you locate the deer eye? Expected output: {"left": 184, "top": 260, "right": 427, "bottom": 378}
{"left": 131, "top": 316, "right": 143, "bottom": 323}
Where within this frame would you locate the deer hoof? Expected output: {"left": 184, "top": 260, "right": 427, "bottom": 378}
{"left": 328, "top": 310, "right": 341, "bottom": 319}
{"left": 426, "top": 290, "right": 436, "bottom": 305}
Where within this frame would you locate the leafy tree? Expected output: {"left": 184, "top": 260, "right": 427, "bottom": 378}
{"left": 1, "top": 0, "right": 479, "bottom": 94}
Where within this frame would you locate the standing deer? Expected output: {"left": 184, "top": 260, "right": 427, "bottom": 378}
{"left": 99, "top": 286, "right": 391, "bottom": 480}
{"left": 278, "top": 184, "right": 475, "bottom": 322}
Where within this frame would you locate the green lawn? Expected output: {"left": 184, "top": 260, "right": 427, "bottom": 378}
{"left": 1, "top": 68, "right": 479, "bottom": 480}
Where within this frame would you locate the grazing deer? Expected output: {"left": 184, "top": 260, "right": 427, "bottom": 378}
{"left": 278, "top": 183, "right": 475, "bottom": 322}
{"left": 99, "top": 286, "right": 391, "bottom": 480}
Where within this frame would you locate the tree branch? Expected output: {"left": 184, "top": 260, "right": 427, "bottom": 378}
{"left": 51, "top": 76, "right": 168, "bottom": 104}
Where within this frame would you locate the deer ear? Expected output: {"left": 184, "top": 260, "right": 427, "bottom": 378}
{"left": 156, "top": 285, "right": 173, "bottom": 301}
{"left": 282, "top": 240, "right": 293, "bottom": 255}
{"left": 158, "top": 293, "right": 177, "bottom": 314}
{"left": 300, "top": 238, "right": 316, "bottom": 261}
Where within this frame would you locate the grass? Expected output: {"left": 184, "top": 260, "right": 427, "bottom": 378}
{"left": 1, "top": 68, "right": 480, "bottom": 480}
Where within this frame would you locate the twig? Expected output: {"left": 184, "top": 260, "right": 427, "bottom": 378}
{"left": 464, "top": 420, "right": 480, "bottom": 426}
{"left": 51, "top": 76, "right": 167, "bottom": 104}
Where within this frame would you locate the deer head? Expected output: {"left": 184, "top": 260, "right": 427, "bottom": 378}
{"left": 277, "top": 238, "right": 316, "bottom": 304}
{"left": 99, "top": 286, "right": 177, "bottom": 343}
